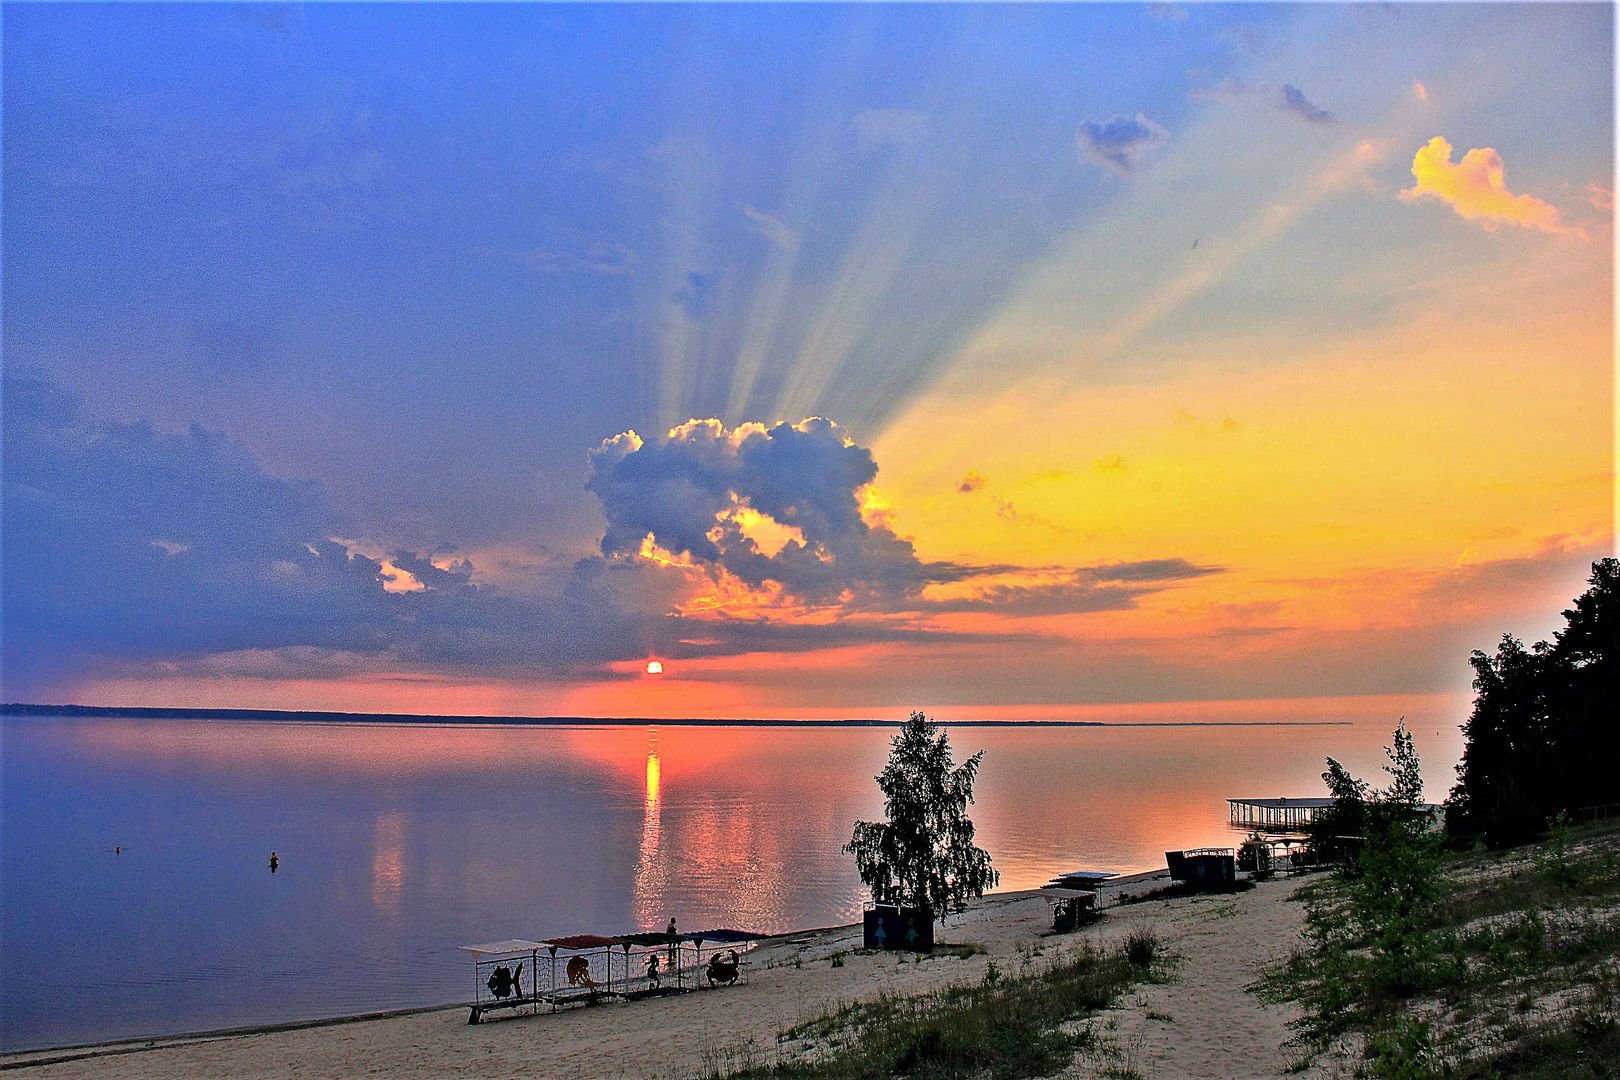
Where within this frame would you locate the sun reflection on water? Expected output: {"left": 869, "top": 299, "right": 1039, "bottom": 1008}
{"left": 370, "top": 810, "right": 407, "bottom": 915}
{"left": 632, "top": 733, "right": 666, "bottom": 928}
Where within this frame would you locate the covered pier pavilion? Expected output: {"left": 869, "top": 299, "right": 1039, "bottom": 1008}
{"left": 1227, "top": 796, "right": 1333, "bottom": 832}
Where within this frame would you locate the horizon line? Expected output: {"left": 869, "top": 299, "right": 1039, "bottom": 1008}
{"left": 0, "top": 703, "right": 1352, "bottom": 729}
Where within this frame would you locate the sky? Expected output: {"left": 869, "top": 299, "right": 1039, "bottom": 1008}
{"left": 3, "top": 2, "right": 1614, "bottom": 721}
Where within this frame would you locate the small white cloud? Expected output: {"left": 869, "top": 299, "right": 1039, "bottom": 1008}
{"left": 1146, "top": 3, "right": 1188, "bottom": 22}
{"left": 743, "top": 205, "right": 800, "bottom": 252}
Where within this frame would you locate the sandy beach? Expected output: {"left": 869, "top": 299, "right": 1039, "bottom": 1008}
{"left": 5, "top": 874, "right": 1336, "bottom": 1079}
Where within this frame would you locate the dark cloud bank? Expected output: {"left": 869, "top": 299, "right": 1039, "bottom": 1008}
{"left": 3, "top": 378, "right": 1217, "bottom": 698}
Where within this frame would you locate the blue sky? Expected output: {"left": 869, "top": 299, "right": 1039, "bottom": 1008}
{"left": 4, "top": 3, "right": 1612, "bottom": 717}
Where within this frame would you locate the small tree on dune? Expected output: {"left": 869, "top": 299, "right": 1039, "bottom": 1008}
{"left": 845, "top": 711, "right": 998, "bottom": 919}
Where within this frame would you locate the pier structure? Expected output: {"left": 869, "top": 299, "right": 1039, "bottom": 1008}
{"left": 1227, "top": 796, "right": 1334, "bottom": 832}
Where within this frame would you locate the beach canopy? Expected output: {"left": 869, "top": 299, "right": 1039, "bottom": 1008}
{"left": 458, "top": 940, "right": 544, "bottom": 959}
{"left": 1037, "top": 887, "right": 1097, "bottom": 899}
{"left": 542, "top": 934, "right": 619, "bottom": 951}
{"left": 688, "top": 928, "right": 764, "bottom": 943}
{"left": 615, "top": 932, "right": 683, "bottom": 946}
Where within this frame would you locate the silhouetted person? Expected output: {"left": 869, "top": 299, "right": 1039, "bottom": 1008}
{"left": 666, "top": 917, "right": 677, "bottom": 936}
{"left": 645, "top": 952, "right": 660, "bottom": 988}
{"left": 269, "top": 851, "right": 279, "bottom": 872}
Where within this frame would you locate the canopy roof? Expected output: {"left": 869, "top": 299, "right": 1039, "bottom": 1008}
{"left": 542, "top": 934, "right": 620, "bottom": 950}
{"left": 457, "top": 939, "right": 544, "bottom": 959}
{"left": 615, "top": 932, "right": 682, "bottom": 947}
{"left": 1227, "top": 797, "right": 1334, "bottom": 809}
{"left": 689, "top": 928, "right": 765, "bottom": 943}
{"left": 1038, "top": 887, "right": 1098, "bottom": 900}
{"left": 464, "top": 928, "right": 769, "bottom": 958}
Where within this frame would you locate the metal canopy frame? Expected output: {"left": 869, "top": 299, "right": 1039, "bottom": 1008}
{"left": 458, "top": 941, "right": 545, "bottom": 1024}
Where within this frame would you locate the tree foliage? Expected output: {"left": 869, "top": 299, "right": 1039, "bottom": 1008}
{"left": 1311, "top": 719, "right": 1424, "bottom": 862}
{"left": 845, "top": 711, "right": 998, "bottom": 918}
{"left": 1310, "top": 724, "right": 1444, "bottom": 999}
{"left": 1450, "top": 558, "right": 1619, "bottom": 843}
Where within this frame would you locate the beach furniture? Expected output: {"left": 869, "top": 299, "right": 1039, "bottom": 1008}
{"left": 1165, "top": 848, "right": 1236, "bottom": 888}
{"left": 613, "top": 930, "right": 689, "bottom": 994}
{"left": 683, "top": 928, "right": 762, "bottom": 987}
{"left": 1040, "top": 870, "right": 1113, "bottom": 932}
{"left": 1041, "top": 888, "right": 1098, "bottom": 932}
{"left": 463, "top": 927, "right": 767, "bottom": 1020}
{"left": 540, "top": 935, "right": 625, "bottom": 1009}
{"left": 458, "top": 940, "right": 544, "bottom": 1024}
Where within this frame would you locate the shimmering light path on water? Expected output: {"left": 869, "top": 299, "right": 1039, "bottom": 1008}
{"left": 1, "top": 711, "right": 1462, "bottom": 1051}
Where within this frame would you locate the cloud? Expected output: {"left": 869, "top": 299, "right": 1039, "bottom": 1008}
{"left": 587, "top": 417, "right": 964, "bottom": 605}
{"left": 1146, "top": 4, "right": 1188, "bottom": 22}
{"left": 479, "top": 240, "right": 638, "bottom": 276}
{"left": 1280, "top": 84, "right": 1334, "bottom": 125}
{"left": 851, "top": 108, "right": 928, "bottom": 148}
{"left": 1400, "top": 136, "right": 1580, "bottom": 236}
{"left": 0, "top": 381, "right": 1241, "bottom": 699}
{"left": 1075, "top": 113, "right": 1169, "bottom": 174}
{"left": 673, "top": 271, "right": 718, "bottom": 318}
{"left": 0, "top": 376, "right": 716, "bottom": 694}
{"left": 1411, "top": 80, "right": 1429, "bottom": 102}
{"left": 742, "top": 205, "right": 800, "bottom": 252}
{"left": 1587, "top": 184, "right": 1614, "bottom": 211}
{"left": 918, "top": 559, "right": 1224, "bottom": 616}
{"left": 957, "top": 470, "right": 987, "bottom": 494}
{"left": 522, "top": 242, "right": 638, "bottom": 276}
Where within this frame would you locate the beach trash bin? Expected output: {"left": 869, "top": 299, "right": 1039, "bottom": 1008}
{"left": 862, "top": 905, "right": 934, "bottom": 951}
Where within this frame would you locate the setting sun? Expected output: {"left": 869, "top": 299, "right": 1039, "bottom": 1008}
{"left": 645, "top": 661, "right": 664, "bottom": 676}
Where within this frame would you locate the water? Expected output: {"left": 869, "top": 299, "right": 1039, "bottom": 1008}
{"left": 0, "top": 710, "right": 1463, "bottom": 1051}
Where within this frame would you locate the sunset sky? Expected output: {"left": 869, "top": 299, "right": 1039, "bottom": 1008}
{"left": 4, "top": 3, "right": 1613, "bottom": 720}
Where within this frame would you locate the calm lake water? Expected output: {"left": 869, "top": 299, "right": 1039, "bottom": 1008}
{"left": 0, "top": 711, "right": 1463, "bottom": 1051}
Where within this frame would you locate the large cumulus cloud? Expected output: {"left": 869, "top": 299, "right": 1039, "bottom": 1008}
{"left": 3, "top": 380, "right": 1226, "bottom": 699}
{"left": 587, "top": 418, "right": 964, "bottom": 604}
{"left": 2, "top": 382, "right": 1006, "bottom": 697}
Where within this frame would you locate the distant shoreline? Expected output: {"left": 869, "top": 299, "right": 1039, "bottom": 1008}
{"left": 0, "top": 703, "right": 1349, "bottom": 728}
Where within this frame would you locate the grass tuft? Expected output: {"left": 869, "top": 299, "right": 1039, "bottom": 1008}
{"left": 715, "top": 943, "right": 1146, "bottom": 1079}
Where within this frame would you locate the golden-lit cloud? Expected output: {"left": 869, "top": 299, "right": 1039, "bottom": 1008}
{"left": 1401, "top": 136, "right": 1580, "bottom": 236}
{"left": 957, "top": 470, "right": 987, "bottom": 494}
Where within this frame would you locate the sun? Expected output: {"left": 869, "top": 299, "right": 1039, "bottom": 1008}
{"left": 645, "top": 660, "right": 664, "bottom": 675}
